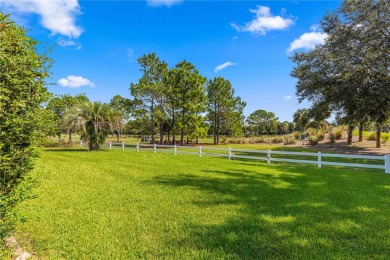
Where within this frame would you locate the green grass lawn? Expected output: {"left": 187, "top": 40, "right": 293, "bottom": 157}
{"left": 13, "top": 149, "right": 390, "bottom": 259}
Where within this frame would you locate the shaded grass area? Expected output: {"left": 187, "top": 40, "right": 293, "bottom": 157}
{"left": 13, "top": 149, "right": 390, "bottom": 259}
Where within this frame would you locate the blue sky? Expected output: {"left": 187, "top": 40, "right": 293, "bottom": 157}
{"left": 1, "top": 0, "right": 340, "bottom": 121}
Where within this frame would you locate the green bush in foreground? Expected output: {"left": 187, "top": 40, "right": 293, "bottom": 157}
{"left": 0, "top": 13, "right": 51, "bottom": 239}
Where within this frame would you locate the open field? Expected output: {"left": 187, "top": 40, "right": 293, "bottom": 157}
{"left": 11, "top": 149, "right": 390, "bottom": 259}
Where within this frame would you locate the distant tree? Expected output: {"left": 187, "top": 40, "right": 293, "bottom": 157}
{"left": 207, "top": 77, "right": 245, "bottom": 144}
{"left": 47, "top": 94, "right": 89, "bottom": 141}
{"left": 293, "top": 109, "right": 310, "bottom": 132}
{"left": 174, "top": 61, "right": 207, "bottom": 145}
{"left": 109, "top": 95, "right": 134, "bottom": 122}
{"left": 0, "top": 12, "right": 52, "bottom": 237}
{"left": 246, "top": 109, "right": 279, "bottom": 135}
{"left": 130, "top": 53, "right": 168, "bottom": 144}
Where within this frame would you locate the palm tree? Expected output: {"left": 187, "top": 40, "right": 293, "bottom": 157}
{"left": 67, "top": 101, "right": 112, "bottom": 151}
{"left": 107, "top": 109, "right": 125, "bottom": 142}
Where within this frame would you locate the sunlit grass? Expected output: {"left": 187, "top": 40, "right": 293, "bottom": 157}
{"left": 13, "top": 149, "right": 390, "bottom": 258}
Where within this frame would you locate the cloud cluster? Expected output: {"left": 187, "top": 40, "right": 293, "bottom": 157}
{"left": 1, "top": 0, "right": 83, "bottom": 38}
{"left": 283, "top": 96, "right": 292, "bottom": 100}
{"left": 214, "top": 62, "right": 236, "bottom": 73}
{"left": 147, "top": 0, "right": 182, "bottom": 7}
{"left": 58, "top": 75, "right": 95, "bottom": 88}
{"left": 288, "top": 25, "right": 327, "bottom": 52}
{"left": 231, "top": 6, "right": 294, "bottom": 35}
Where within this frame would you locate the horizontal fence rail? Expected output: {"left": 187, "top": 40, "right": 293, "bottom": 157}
{"left": 103, "top": 142, "right": 390, "bottom": 174}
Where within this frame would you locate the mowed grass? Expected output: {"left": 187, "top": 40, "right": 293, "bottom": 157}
{"left": 14, "top": 149, "right": 390, "bottom": 259}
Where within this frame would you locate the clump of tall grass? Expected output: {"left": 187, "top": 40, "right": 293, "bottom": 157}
{"left": 329, "top": 132, "right": 336, "bottom": 143}
{"left": 381, "top": 135, "right": 389, "bottom": 144}
{"left": 283, "top": 136, "right": 296, "bottom": 145}
{"left": 271, "top": 137, "right": 284, "bottom": 144}
{"left": 308, "top": 135, "right": 319, "bottom": 145}
{"left": 293, "top": 131, "right": 301, "bottom": 140}
{"left": 367, "top": 132, "right": 376, "bottom": 141}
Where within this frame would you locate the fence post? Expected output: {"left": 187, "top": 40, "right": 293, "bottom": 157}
{"left": 318, "top": 151, "right": 322, "bottom": 168}
{"left": 199, "top": 146, "right": 202, "bottom": 157}
{"left": 385, "top": 155, "right": 390, "bottom": 174}
{"left": 228, "top": 147, "right": 232, "bottom": 160}
{"left": 109, "top": 142, "right": 112, "bottom": 149}
{"left": 136, "top": 143, "right": 139, "bottom": 152}
{"left": 80, "top": 140, "right": 83, "bottom": 147}
{"left": 174, "top": 145, "right": 177, "bottom": 155}
{"left": 122, "top": 142, "right": 124, "bottom": 151}
{"left": 267, "top": 149, "right": 271, "bottom": 163}
{"left": 154, "top": 143, "right": 157, "bottom": 153}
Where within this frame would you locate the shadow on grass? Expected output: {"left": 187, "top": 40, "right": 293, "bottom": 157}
{"left": 148, "top": 162, "right": 390, "bottom": 258}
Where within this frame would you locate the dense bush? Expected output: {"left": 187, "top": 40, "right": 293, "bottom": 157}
{"left": 329, "top": 132, "right": 336, "bottom": 143}
{"left": 0, "top": 13, "right": 51, "bottom": 239}
{"left": 308, "top": 136, "right": 319, "bottom": 145}
{"left": 283, "top": 136, "right": 296, "bottom": 145}
{"left": 367, "top": 132, "right": 377, "bottom": 141}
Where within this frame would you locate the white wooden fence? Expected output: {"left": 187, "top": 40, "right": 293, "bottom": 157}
{"left": 102, "top": 142, "right": 390, "bottom": 174}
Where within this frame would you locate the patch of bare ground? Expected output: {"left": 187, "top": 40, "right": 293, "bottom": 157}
{"left": 289, "top": 132, "right": 390, "bottom": 156}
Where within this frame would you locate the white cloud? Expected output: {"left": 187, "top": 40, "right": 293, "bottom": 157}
{"left": 284, "top": 95, "right": 292, "bottom": 100}
{"left": 214, "top": 62, "right": 236, "bottom": 73}
{"left": 58, "top": 75, "right": 95, "bottom": 88}
{"left": 231, "top": 6, "right": 294, "bottom": 35}
{"left": 147, "top": 0, "right": 182, "bottom": 7}
{"left": 288, "top": 25, "right": 328, "bottom": 52}
{"left": 1, "top": 0, "right": 83, "bottom": 38}
{"left": 58, "top": 38, "right": 82, "bottom": 50}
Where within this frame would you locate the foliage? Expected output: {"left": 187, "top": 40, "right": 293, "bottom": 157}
{"left": 46, "top": 94, "right": 89, "bottom": 141}
{"left": 291, "top": 0, "right": 390, "bottom": 148}
{"left": 246, "top": 109, "right": 279, "bottom": 135}
{"left": 308, "top": 135, "right": 319, "bottom": 145}
{"left": 130, "top": 53, "right": 168, "bottom": 144}
{"left": 293, "top": 109, "right": 310, "bottom": 132}
{"left": 328, "top": 133, "right": 336, "bottom": 143}
{"left": 68, "top": 102, "right": 119, "bottom": 151}
{"left": 283, "top": 136, "right": 296, "bottom": 145}
{"left": 0, "top": 12, "right": 52, "bottom": 238}
{"left": 207, "top": 77, "right": 246, "bottom": 144}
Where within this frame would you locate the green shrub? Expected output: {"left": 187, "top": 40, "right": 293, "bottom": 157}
{"left": 308, "top": 135, "right": 319, "bottom": 145}
{"left": 367, "top": 132, "right": 376, "bottom": 141}
{"left": 329, "top": 133, "right": 336, "bottom": 143}
{"left": 317, "top": 130, "right": 325, "bottom": 141}
{"left": 381, "top": 135, "right": 389, "bottom": 144}
{"left": 283, "top": 136, "right": 296, "bottom": 145}
{"left": 293, "top": 131, "right": 301, "bottom": 140}
{"left": 334, "top": 127, "right": 343, "bottom": 140}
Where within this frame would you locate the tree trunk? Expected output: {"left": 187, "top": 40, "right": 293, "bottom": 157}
{"left": 216, "top": 113, "right": 220, "bottom": 144}
{"left": 376, "top": 123, "right": 381, "bottom": 148}
{"left": 159, "top": 122, "right": 163, "bottom": 145}
{"left": 116, "top": 132, "right": 120, "bottom": 142}
{"left": 347, "top": 124, "right": 353, "bottom": 145}
{"left": 196, "top": 138, "right": 198, "bottom": 144}
{"left": 213, "top": 109, "right": 217, "bottom": 144}
{"left": 150, "top": 99, "right": 155, "bottom": 144}
{"left": 186, "top": 135, "right": 189, "bottom": 144}
{"left": 68, "top": 131, "right": 72, "bottom": 142}
{"left": 58, "top": 133, "right": 61, "bottom": 142}
{"left": 180, "top": 128, "right": 184, "bottom": 146}
{"left": 358, "top": 121, "right": 364, "bottom": 142}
